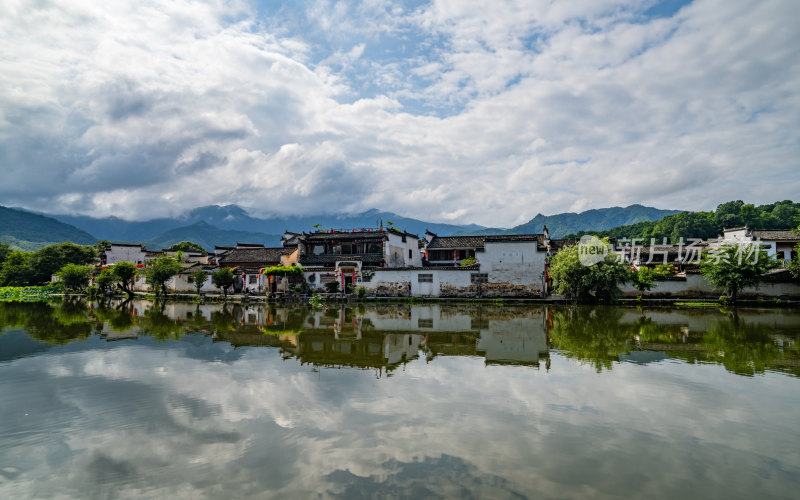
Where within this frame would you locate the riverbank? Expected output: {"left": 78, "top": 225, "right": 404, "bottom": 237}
{"left": 8, "top": 287, "right": 797, "bottom": 309}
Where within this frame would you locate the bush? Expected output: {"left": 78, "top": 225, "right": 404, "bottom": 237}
{"left": 56, "top": 263, "right": 94, "bottom": 292}
{"left": 549, "top": 241, "right": 630, "bottom": 303}
{"left": 211, "top": 268, "right": 235, "bottom": 298}
{"left": 459, "top": 257, "right": 478, "bottom": 267}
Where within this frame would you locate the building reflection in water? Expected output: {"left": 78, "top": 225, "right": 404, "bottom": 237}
{"left": 16, "top": 299, "right": 795, "bottom": 378}
{"left": 86, "top": 301, "right": 552, "bottom": 376}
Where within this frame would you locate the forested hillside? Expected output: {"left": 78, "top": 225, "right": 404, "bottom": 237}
{"left": 564, "top": 200, "right": 800, "bottom": 242}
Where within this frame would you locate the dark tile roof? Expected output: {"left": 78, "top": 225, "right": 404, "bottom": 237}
{"left": 218, "top": 247, "right": 289, "bottom": 265}
{"left": 750, "top": 230, "right": 799, "bottom": 241}
{"left": 548, "top": 239, "right": 578, "bottom": 251}
{"left": 484, "top": 234, "right": 547, "bottom": 250}
{"left": 303, "top": 231, "right": 388, "bottom": 242}
{"left": 183, "top": 263, "right": 218, "bottom": 273}
{"left": 484, "top": 234, "right": 541, "bottom": 242}
{"left": 426, "top": 236, "right": 486, "bottom": 249}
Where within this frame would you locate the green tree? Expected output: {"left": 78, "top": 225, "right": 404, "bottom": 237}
{"left": 192, "top": 270, "right": 208, "bottom": 294}
{"left": 548, "top": 242, "right": 630, "bottom": 303}
{"left": 211, "top": 268, "right": 234, "bottom": 298}
{"left": 56, "top": 263, "right": 94, "bottom": 292}
{"left": 112, "top": 261, "right": 137, "bottom": 297}
{"left": 700, "top": 244, "right": 778, "bottom": 302}
{"left": 630, "top": 265, "right": 673, "bottom": 296}
{"left": 168, "top": 241, "right": 206, "bottom": 253}
{"left": 0, "top": 242, "right": 11, "bottom": 265}
{"left": 94, "top": 268, "right": 117, "bottom": 296}
{"left": 94, "top": 239, "right": 111, "bottom": 254}
{"left": 786, "top": 217, "right": 800, "bottom": 280}
{"left": 630, "top": 267, "right": 656, "bottom": 295}
{"left": 145, "top": 256, "right": 182, "bottom": 296}
{"left": 28, "top": 242, "right": 96, "bottom": 284}
{"left": 0, "top": 251, "right": 33, "bottom": 286}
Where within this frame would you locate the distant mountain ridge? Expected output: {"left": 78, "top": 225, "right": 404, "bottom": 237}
{"left": 455, "top": 205, "right": 681, "bottom": 239}
{"left": 6, "top": 203, "right": 680, "bottom": 252}
{"left": 0, "top": 206, "right": 97, "bottom": 251}
{"left": 47, "top": 205, "right": 491, "bottom": 250}
{"left": 144, "top": 221, "right": 282, "bottom": 251}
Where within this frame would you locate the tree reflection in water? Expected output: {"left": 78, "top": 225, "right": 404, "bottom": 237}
{"left": 1, "top": 300, "right": 799, "bottom": 377}
{"left": 548, "top": 307, "right": 632, "bottom": 372}
{"left": 0, "top": 300, "right": 93, "bottom": 345}
{"left": 702, "top": 314, "right": 782, "bottom": 377}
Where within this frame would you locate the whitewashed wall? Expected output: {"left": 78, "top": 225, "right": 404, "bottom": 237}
{"left": 106, "top": 246, "right": 147, "bottom": 265}
{"left": 620, "top": 274, "right": 800, "bottom": 298}
{"left": 384, "top": 232, "right": 422, "bottom": 268}
{"left": 477, "top": 240, "right": 547, "bottom": 295}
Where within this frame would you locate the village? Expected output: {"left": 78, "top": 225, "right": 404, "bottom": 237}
{"left": 99, "top": 224, "right": 800, "bottom": 300}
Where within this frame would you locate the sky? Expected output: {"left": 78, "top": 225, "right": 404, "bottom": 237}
{"left": 0, "top": 0, "right": 798, "bottom": 226}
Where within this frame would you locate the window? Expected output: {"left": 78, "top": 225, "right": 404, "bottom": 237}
{"left": 418, "top": 318, "right": 433, "bottom": 328}
{"left": 409, "top": 249, "right": 412, "bottom": 259}
{"left": 249, "top": 275, "right": 258, "bottom": 284}
{"left": 471, "top": 318, "right": 489, "bottom": 329}
{"left": 471, "top": 273, "right": 488, "bottom": 284}
{"left": 418, "top": 274, "right": 433, "bottom": 283}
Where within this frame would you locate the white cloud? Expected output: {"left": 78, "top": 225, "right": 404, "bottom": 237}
{"left": 0, "top": 0, "right": 798, "bottom": 225}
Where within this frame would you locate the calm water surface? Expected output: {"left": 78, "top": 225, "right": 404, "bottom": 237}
{"left": 0, "top": 300, "right": 799, "bottom": 499}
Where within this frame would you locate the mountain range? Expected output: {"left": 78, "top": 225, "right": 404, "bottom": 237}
{"left": 1, "top": 204, "right": 680, "bottom": 251}
{"left": 0, "top": 206, "right": 96, "bottom": 251}
{"left": 457, "top": 204, "right": 681, "bottom": 238}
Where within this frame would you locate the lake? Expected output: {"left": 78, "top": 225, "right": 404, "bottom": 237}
{"left": 1, "top": 300, "right": 799, "bottom": 499}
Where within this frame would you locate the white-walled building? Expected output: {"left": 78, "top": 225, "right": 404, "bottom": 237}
{"left": 103, "top": 243, "right": 147, "bottom": 265}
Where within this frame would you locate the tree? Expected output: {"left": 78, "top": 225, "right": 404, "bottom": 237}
{"left": 27, "top": 242, "right": 96, "bottom": 284}
{"left": 548, "top": 241, "right": 630, "bottom": 303}
{"left": 700, "top": 244, "right": 778, "bottom": 302}
{"left": 56, "top": 263, "right": 93, "bottom": 292}
{"left": 630, "top": 265, "right": 673, "bottom": 296}
{"left": 0, "top": 251, "right": 32, "bottom": 286}
{"left": 94, "top": 268, "right": 117, "bottom": 296}
{"left": 145, "top": 256, "right": 182, "bottom": 296}
{"left": 0, "top": 242, "right": 11, "bottom": 265}
{"left": 94, "top": 239, "right": 112, "bottom": 254}
{"left": 168, "top": 241, "right": 206, "bottom": 254}
{"left": 211, "top": 268, "right": 234, "bottom": 298}
{"left": 630, "top": 267, "right": 657, "bottom": 295}
{"left": 112, "top": 261, "right": 137, "bottom": 298}
{"left": 787, "top": 218, "right": 800, "bottom": 280}
{"left": 192, "top": 270, "right": 208, "bottom": 294}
